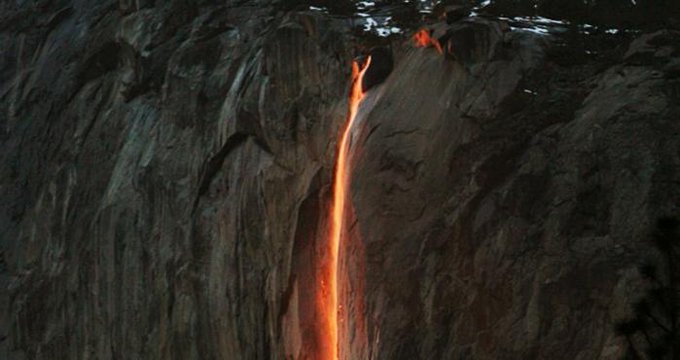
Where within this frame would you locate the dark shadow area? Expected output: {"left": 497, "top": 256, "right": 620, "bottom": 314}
{"left": 616, "top": 217, "right": 680, "bottom": 359}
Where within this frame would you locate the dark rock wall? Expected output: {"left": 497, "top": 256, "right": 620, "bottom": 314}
{"left": 351, "top": 23, "right": 680, "bottom": 360}
{"left": 1, "top": 1, "right": 354, "bottom": 359}
{"left": 1, "top": 1, "right": 680, "bottom": 360}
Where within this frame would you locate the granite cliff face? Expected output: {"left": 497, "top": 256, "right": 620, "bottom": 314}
{"left": 352, "top": 24, "right": 680, "bottom": 360}
{"left": 1, "top": 1, "right": 679, "bottom": 359}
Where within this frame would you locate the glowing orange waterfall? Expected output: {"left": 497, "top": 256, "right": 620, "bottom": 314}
{"left": 321, "top": 56, "right": 372, "bottom": 360}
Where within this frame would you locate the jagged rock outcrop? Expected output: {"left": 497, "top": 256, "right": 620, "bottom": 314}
{"left": 1, "top": 1, "right": 679, "bottom": 360}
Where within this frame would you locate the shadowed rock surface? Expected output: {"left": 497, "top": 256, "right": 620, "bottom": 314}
{"left": 351, "top": 21, "right": 680, "bottom": 359}
{"left": 1, "top": 1, "right": 679, "bottom": 360}
{"left": 361, "top": 47, "right": 394, "bottom": 93}
{"left": 1, "top": 1, "right": 355, "bottom": 359}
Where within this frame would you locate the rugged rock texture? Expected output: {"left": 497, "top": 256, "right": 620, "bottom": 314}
{"left": 1, "top": 1, "right": 355, "bottom": 359}
{"left": 1, "top": 1, "right": 679, "bottom": 360}
{"left": 352, "top": 24, "right": 680, "bottom": 359}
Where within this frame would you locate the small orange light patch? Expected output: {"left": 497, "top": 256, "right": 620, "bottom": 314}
{"left": 413, "top": 28, "right": 443, "bottom": 54}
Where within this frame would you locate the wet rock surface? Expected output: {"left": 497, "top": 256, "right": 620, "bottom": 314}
{"left": 1, "top": 1, "right": 679, "bottom": 359}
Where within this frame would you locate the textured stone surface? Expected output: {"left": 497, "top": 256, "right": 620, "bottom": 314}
{"left": 1, "top": 1, "right": 353, "bottom": 359}
{"left": 351, "top": 21, "right": 680, "bottom": 360}
{"left": 1, "top": 1, "right": 680, "bottom": 360}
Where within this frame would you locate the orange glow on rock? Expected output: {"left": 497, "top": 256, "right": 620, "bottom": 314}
{"left": 413, "top": 28, "right": 443, "bottom": 54}
{"left": 322, "top": 55, "right": 372, "bottom": 360}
